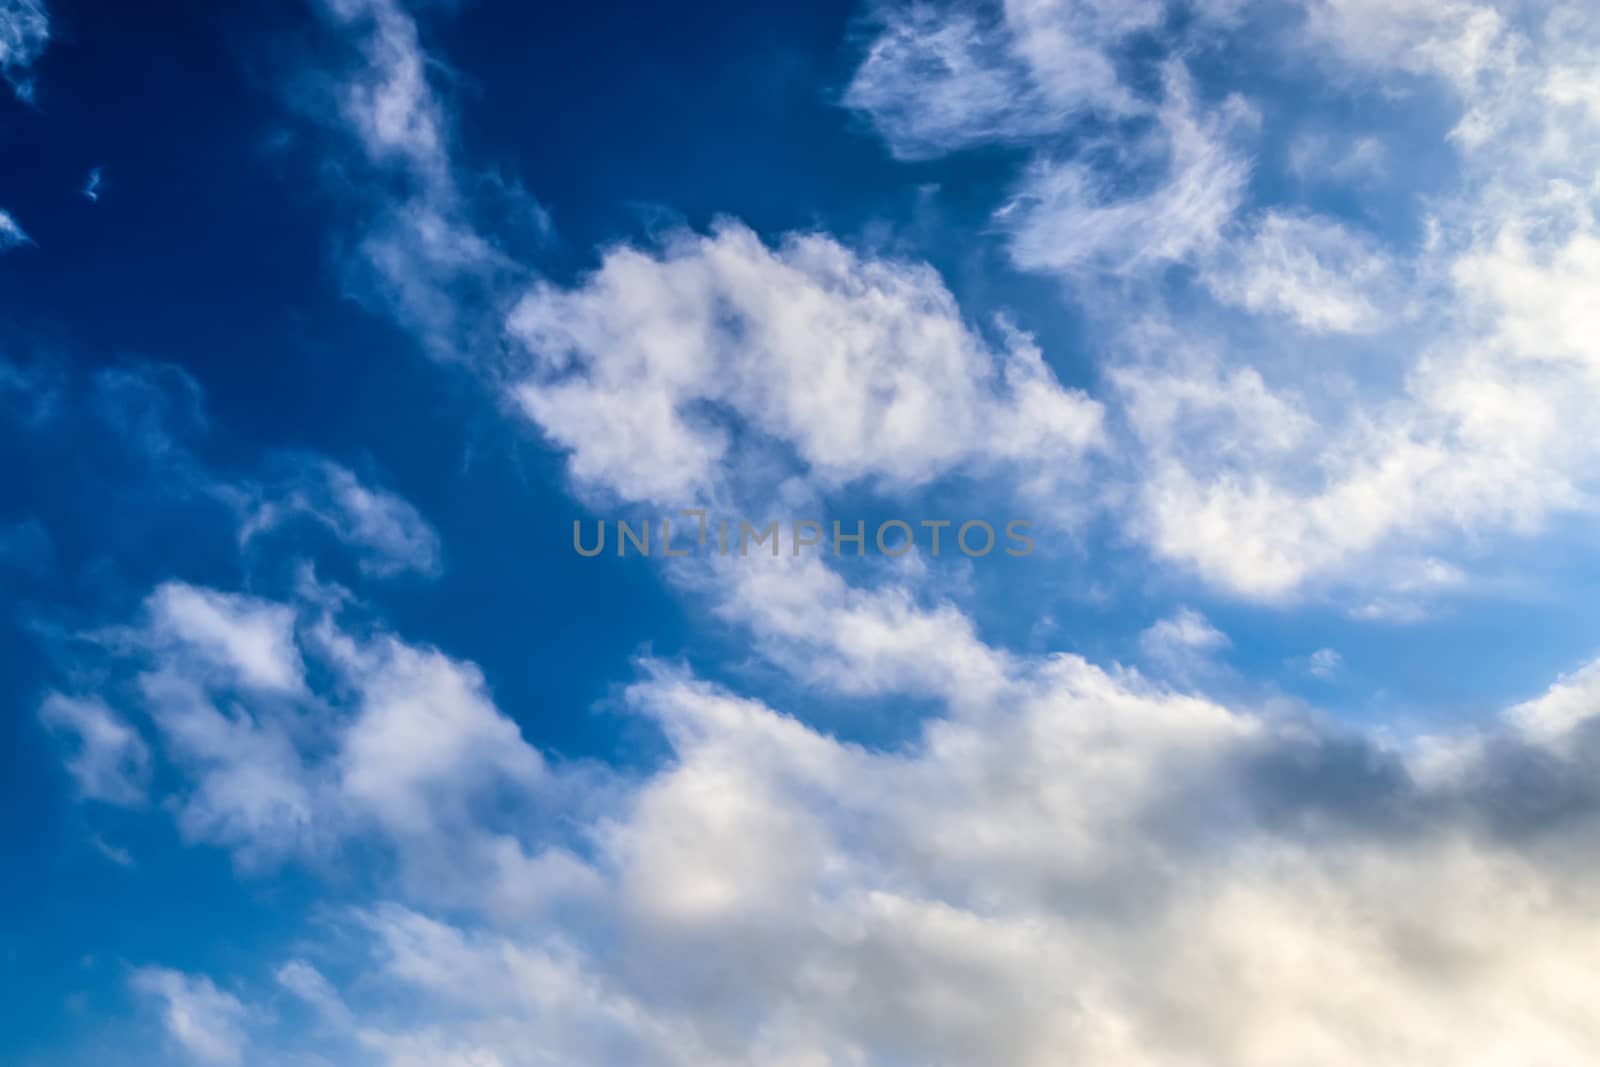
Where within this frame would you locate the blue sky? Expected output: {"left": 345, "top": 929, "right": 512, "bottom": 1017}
{"left": 6, "top": 0, "right": 1600, "bottom": 1063}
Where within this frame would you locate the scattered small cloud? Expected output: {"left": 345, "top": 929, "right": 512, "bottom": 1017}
{"left": 1308, "top": 647, "right": 1343, "bottom": 679}
{"left": 1139, "top": 606, "right": 1230, "bottom": 676}
{"left": 0, "top": 208, "right": 31, "bottom": 251}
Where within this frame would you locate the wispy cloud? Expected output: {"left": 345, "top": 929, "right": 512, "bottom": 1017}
{"left": 0, "top": 207, "right": 31, "bottom": 251}
{"left": 0, "top": 0, "right": 48, "bottom": 102}
{"left": 130, "top": 968, "right": 250, "bottom": 1066}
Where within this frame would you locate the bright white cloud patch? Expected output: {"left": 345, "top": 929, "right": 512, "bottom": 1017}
{"left": 508, "top": 221, "right": 1102, "bottom": 506}
{"left": 1509, "top": 656, "right": 1600, "bottom": 749}
{"left": 88, "top": 580, "right": 552, "bottom": 899}
{"left": 145, "top": 582, "right": 306, "bottom": 693}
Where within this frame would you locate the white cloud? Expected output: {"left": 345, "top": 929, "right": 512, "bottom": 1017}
{"left": 306, "top": 0, "right": 533, "bottom": 364}
{"left": 1139, "top": 605, "right": 1229, "bottom": 672}
{"left": 37, "top": 694, "right": 150, "bottom": 805}
{"left": 0, "top": 0, "right": 48, "bottom": 101}
{"left": 507, "top": 221, "right": 1101, "bottom": 507}
{"left": 1109, "top": 4, "right": 1600, "bottom": 601}
{"left": 316, "top": 625, "right": 546, "bottom": 844}
{"left": 238, "top": 458, "right": 442, "bottom": 578}
{"left": 276, "top": 960, "right": 353, "bottom": 1027}
{"left": 1544, "top": 65, "right": 1600, "bottom": 123}
{"left": 1202, "top": 211, "right": 1395, "bottom": 333}
{"left": 55, "top": 547, "right": 1600, "bottom": 1066}
{"left": 1508, "top": 656, "right": 1600, "bottom": 749}
{"left": 1308, "top": 647, "right": 1343, "bottom": 679}
{"left": 704, "top": 553, "right": 1014, "bottom": 701}
{"left": 998, "top": 62, "right": 1254, "bottom": 279}
{"left": 0, "top": 207, "right": 31, "bottom": 251}
{"left": 837, "top": 0, "right": 1600, "bottom": 609}
{"left": 842, "top": 1, "right": 1140, "bottom": 159}
{"left": 1302, "top": 0, "right": 1516, "bottom": 93}
{"left": 145, "top": 582, "right": 306, "bottom": 693}
{"left": 59, "top": 580, "right": 554, "bottom": 902}
{"left": 119, "top": 642, "right": 1600, "bottom": 1066}
{"left": 131, "top": 967, "right": 250, "bottom": 1066}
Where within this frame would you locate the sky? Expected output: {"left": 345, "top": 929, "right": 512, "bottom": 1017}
{"left": 5, "top": 0, "right": 1600, "bottom": 1063}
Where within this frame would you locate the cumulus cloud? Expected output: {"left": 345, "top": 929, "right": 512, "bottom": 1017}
{"left": 507, "top": 221, "right": 1102, "bottom": 507}
{"left": 1139, "top": 605, "right": 1229, "bottom": 675}
{"left": 1508, "top": 656, "right": 1600, "bottom": 750}
{"left": 0, "top": 0, "right": 47, "bottom": 101}
{"left": 69, "top": 579, "right": 553, "bottom": 899}
{"left": 88, "top": 581, "right": 1600, "bottom": 1065}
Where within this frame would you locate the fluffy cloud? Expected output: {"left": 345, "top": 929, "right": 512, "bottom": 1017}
{"left": 1089, "top": 5, "right": 1600, "bottom": 601}
{"left": 507, "top": 221, "right": 1102, "bottom": 507}
{"left": 144, "top": 582, "right": 307, "bottom": 693}
{"left": 1508, "top": 657, "right": 1600, "bottom": 749}
{"left": 840, "top": 0, "right": 1600, "bottom": 606}
{"left": 59, "top": 579, "right": 553, "bottom": 899}
{"left": 83, "top": 577, "right": 1600, "bottom": 1065}
{"left": 1139, "top": 605, "right": 1229, "bottom": 674}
